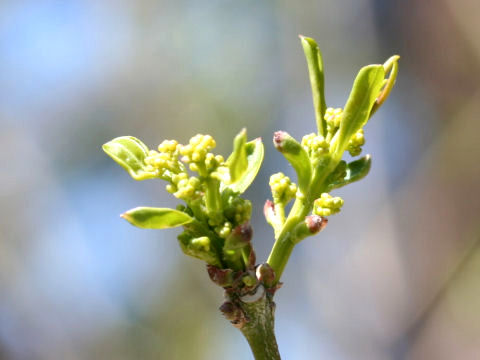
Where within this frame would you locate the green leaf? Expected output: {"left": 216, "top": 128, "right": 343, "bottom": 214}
{"left": 327, "top": 155, "right": 371, "bottom": 191}
{"left": 121, "top": 207, "right": 193, "bottom": 229}
{"left": 332, "top": 65, "right": 385, "bottom": 159}
{"left": 227, "top": 129, "right": 248, "bottom": 183}
{"left": 273, "top": 131, "right": 312, "bottom": 193}
{"left": 370, "top": 55, "right": 400, "bottom": 117}
{"left": 102, "top": 136, "right": 157, "bottom": 180}
{"left": 225, "top": 138, "right": 264, "bottom": 194}
{"left": 300, "top": 35, "right": 327, "bottom": 136}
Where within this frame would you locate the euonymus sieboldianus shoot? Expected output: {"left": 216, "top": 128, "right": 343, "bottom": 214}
{"left": 103, "top": 35, "right": 399, "bottom": 360}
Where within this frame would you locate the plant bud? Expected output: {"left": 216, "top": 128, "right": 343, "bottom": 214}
{"left": 292, "top": 215, "right": 328, "bottom": 243}
{"left": 273, "top": 131, "right": 312, "bottom": 193}
{"left": 224, "top": 223, "right": 253, "bottom": 250}
{"left": 305, "top": 215, "right": 328, "bottom": 233}
{"left": 242, "top": 274, "right": 257, "bottom": 287}
{"left": 256, "top": 263, "right": 276, "bottom": 287}
{"left": 206, "top": 265, "right": 234, "bottom": 287}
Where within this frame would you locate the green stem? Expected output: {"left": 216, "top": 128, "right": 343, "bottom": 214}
{"left": 239, "top": 295, "right": 281, "bottom": 360}
{"left": 205, "top": 177, "right": 222, "bottom": 214}
{"left": 267, "top": 198, "right": 310, "bottom": 281}
{"left": 274, "top": 203, "right": 285, "bottom": 225}
{"left": 267, "top": 158, "right": 338, "bottom": 283}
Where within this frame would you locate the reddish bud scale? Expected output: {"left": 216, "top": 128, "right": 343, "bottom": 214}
{"left": 273, "top": 131, "right": 286, "bottom": 149}
{"left": 256, "top": 263, "right": 276, "bottom": 288}
{"left": 219, "top": 301, "right": 246, "bottom": 328}
{"left": 305, "top": 215, "right": 328, "bottom": 233}
{"left": 233, "top": 223, "right": 253, "bottom": 243}
{"left": 263, "top": 200, "right": 278, "bottom": 229}
{"left": 207, "top": 265, "right": 234, "bottom": 287}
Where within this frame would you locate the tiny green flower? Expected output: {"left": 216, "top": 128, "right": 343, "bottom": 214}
{"left": 347, "top": 128, "right": 365, "bottom": 157}
{"left": 313, "top": 193, "right": 344, "bottom": 216}
{"left": 269, "top": 173, "right": 297, "bottom": 205}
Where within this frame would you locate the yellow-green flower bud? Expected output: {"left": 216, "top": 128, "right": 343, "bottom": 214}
{"left": 325, "top": 107, "right": 343, "bottom": 130}
{"left": 221, "top": 190, "right": 252, "bottom": 227}
{"left": 144, "top": 139, "right": 183, "bottom": 177}
{"left": 269, "top": 172, "right": 297, "bottom": 204}
{"left": 313, "top": 193, "right": 344, "bottom": 216}
{"left": 216, "top": 221, "right": 233, "bottom": 239}
{"left": 347, "top": 129, "right": 365, "bottom": 157}
{"left": 205, "top": 152, "right": 224, "bottom": 172}
{"left": 179, "top": 134, "right": 216, "bottom": 165}
{"left": 301, "top": 133, "right": 329, "bottom": 159}
{"left": 168, "top": 173, "right": 202, "bottom": 200}
{"left": 158, "top": 139, "right": 179, "bottom": 153}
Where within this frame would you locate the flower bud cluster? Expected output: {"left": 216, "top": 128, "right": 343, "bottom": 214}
{"left": 111, "top": 131, "right": 260, "bottom": 274}
{"left": 347, "top": 129, "right": 365, "bottom": 157}
{"left": 178, "top": 135, "right": 229, "bottom": 179}
{"left": 313, "top": 192, "right": 344, "bottom": 216}
{"left": 145, "top": 139, "right": 183, "bottom": 176}
{"left": 180, "top": 134, "right": 215, "bottom": 162}
{"left": 269, "top": 172, "right": 297, "bottom": 204}
{"left": 166, "top": 173, "right": 203, "bottom": 201}
{"left": 325, "top": 107, "right": 343, "bottom": 135}
{"left": 215, "top": 221, "right": 233, "bottom": 239}
{"left": 301, "top": 133, "right": 329, "bottom": 159}
{"left": 223, "top": 196, "right": 252, "bottom": 225}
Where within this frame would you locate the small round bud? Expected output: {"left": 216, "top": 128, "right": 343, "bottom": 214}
{"left": 269, "top": 172, "right": 297, "bottom": 204}
{"left": 256, "top": 263, "right": 276, "bottom": 287}
{"left": 347, "top": 129, "right": 365, "bottom": 156}
{"left": 313, "top": 193, "right": 344, "bottom": 216}
{"left": 301, "top": 133, "right": 329, "bottom": 159}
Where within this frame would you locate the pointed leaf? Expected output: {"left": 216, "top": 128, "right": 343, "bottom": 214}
{"left": 102, "top": 136, "right": 156, "bottom": 180}
{"left": 226, "top": 138, "right": 264, "bottom": 194}
{"left": 327, "top": 155, "right": 371, "bottom": 191}
{"left": 121, "top": 207, "right": 193, "bottom": 229}
{"left": 300, "top": 35, "right": 327, "bottom": 135}
{"left": 370, "top": 55, "right": 400, "bottom": 117}
{"left": 273, "top": 131, "right": 312, "bottom": 193}
{"left": 332, "top": 65, "right": 385, "bottom": 159}
{"left": 227, "top": 129, "right": 248, "bottom": 183}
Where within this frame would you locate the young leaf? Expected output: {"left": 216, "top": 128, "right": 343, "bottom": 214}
{"left": 370, "top": 55, "right": 400, "bottom": 117}
{"left": 332, "top": 65, "right": 385, "bottom": 159}
{"left": 102, "top": 136, "right": 157, "bottom": 180}
{"left": 273, "top": 131, "right": 312, "bottom": 193}
{"left": 121, "top": 207, "right": 193, "bottom": 229}
{"left": 300, "top": 35, "right": 327, "bottom": 136}
{"left": 225, "top": 138, "right": 264, "bottom": 194}
{"left": 326, "top": 155, "right": 371, "bottom": 191}
{"left": 227, "top": 129, "right": 248, "bottom": 183}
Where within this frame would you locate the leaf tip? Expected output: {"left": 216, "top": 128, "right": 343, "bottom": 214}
{"left": 120, "top": 212, "right": 131, "bottom": 222}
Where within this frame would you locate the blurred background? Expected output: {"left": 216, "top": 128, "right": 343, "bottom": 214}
{"left": 1, "top": 0, "right": 479, "bottom": 359}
